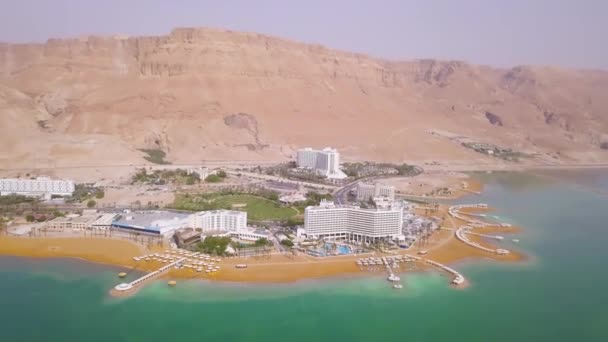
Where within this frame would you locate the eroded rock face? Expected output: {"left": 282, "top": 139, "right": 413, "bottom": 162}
{"left": 543, "top": 111, "right": 571, "bottom": 130}
{"left": 0, "top": 27, "right": 608, "bottom": 166}
{"left": 485, "top": 111, "right": 503, "bottom": 127}
{"left": 223, "top": 113, "right": 267, "bottom": 150}
{"left": 499, "top": 66, "right": 538, "bottom": 93}
{"left": 224, "top": 113, "right": 258, "bottom": 133}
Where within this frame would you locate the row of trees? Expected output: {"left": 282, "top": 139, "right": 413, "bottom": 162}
{"left": 194, "top": 236, "right": 273, "bottom": 256}
{"left": 204, "top": 170, "right": 227, "bottom": 183}
{"left": 131, "top": 168, "right": 201, "bottom": 185}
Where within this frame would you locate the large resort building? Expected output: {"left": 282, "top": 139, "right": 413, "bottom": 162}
{"left": 188, "top": 210, "right": 247, "bottom": 232}
{"left": 111, "top": 210, "right": 191, "bottom": 237}
{"left": 356, "top": 182, "right": 396, "bottom": 201}
{"left": 188, "top": 210, "right": 268, "bottom": 242}
{"left": 304, "top": 200, "right": 403, "bottom": 242}
{"left": 0, "top": 177, "right": 75, "bottom": 200}
{"left": 296, "top": 147, "right": 347, "bottom": 179}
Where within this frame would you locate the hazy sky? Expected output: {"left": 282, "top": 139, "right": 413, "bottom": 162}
{"left": 1, "top": 0, "right": 606, "bottom": 69}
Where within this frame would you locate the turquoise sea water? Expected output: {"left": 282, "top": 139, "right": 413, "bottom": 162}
{"left": 1, "top": 170, "right": 607, "bottom": 341}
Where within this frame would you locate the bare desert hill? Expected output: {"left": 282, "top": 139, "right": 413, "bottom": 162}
{"left": 1, "top": 27, "right": 607, "bottom": 170}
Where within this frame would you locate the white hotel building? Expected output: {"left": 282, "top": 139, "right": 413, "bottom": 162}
{"left": 304, "top": 200, "right": 403, "bottom": 242}
{"left": 0, "top": 177, "right": 75, "bottom": 199}
{"left": 296, "top": 147, "right": 347, "bottom": 179}
{"left": 356, "top": 182, "right": 396, "bottom": 201}
{"left": 188, "top": 210, "right": 247, "bottom": 233}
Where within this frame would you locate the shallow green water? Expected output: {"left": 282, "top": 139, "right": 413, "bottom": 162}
{"left": 1, "top": 171, "right": 607, "bottom": 341}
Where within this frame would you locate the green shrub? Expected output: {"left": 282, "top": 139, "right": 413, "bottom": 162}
{"left": 205, "top": 174, "right": 222, "bottom": 183}
{"left": 280, "top": 239, "right": 294, "bottom": 247}
{"left": 138, "top": 149, "right": 171, "bottom": 165}
{"left": 254, "top": 238, "right": 272, "bottom": 246}
{"left": 195, "top": 236, "right": 232, "bottom": 256}
{"left": 94, "top": 190, "right": 105, "bottom": 199}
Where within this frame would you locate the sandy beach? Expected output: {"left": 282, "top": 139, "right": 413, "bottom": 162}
{"left": 0, "top": 170, "right": 528, "bottom": 287}
{"left": 0, "top": 202, "right": 523, "bottom": 285}
{"left": 383, "top": 171, "right": 484, "bottom": 199}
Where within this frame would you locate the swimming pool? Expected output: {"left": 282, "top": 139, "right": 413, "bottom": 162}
{"left": 336, "top": 245, "right": 351, "bottom": 255}
{"left": 307, "top": 243, "right": 353, "bottom": 257}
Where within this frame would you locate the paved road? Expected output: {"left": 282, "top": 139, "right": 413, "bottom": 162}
{"left": 332, "top": 175, "right": 391, "bottom": 205}
{"left": 225, "top": 170, "right": 339, "bottom": 191}
{"left": 334, "top": 180, "right": 359, "bottom": 205}
{"left": 0, "top": 160, "right": 283, "bottom": 172}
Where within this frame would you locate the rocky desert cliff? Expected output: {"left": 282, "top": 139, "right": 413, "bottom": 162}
{"left": 1, "top": 27, "right": 607, "bottom": 169}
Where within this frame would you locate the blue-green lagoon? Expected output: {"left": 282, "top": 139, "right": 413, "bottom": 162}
{"left": 1, "top": 170, "right": 607, "bottom": 341}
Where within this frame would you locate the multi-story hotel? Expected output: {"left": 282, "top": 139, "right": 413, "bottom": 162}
{"left": 0, "top": 177, "right": 75, "bottom": 199}
{"left": 296, "top": 147, "right": 347, "bottom": 179}
{"left": 188, "top": 210, "right": 247, "bottom": 232}
{"left": 356, "top": 182, "right": 396, "bottom": 201}
{"left": 304, "top": 200, "right": 403, "bottom": 242}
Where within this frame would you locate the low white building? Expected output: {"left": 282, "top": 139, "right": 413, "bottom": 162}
{"left": 187, "top": 167, "right": 215, "bottom": 180}
{"left": 0, "top": 177, "right": 75, "bottom": 200}
{"left": 230, "top": 228, "right": 270, "bottom": 242}
{"left": 91, "top": 213, "right": 120, "bottom": 229}
{"left": 47, "top": 214, "right": 99, "bottom": 230}
{"left": 188, "top": 210, "right": 247, "bottom": 232}
{"left": 304, "top": 200, "right": 403, "bottom": 242}
{"left": 296, "top": 147, "right": 347, "bottom": 179}
{"left": 356, "top": 182, "right": 395, "bottom": 201}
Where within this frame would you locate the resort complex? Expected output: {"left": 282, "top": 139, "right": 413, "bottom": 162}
{"left": 296, "top": 147, "right": 348, "bottom": 179}
{"left": 356, "top": 182, "right": 396, "bottom": 201}
{"left": 304, "top": 200, "right": 403, "bottom": 242}
{"left": 0, "top": 177, "right": 75, "bottom": 199}
{"left": 0, "top": 157, "right": 521, "bottom": 296}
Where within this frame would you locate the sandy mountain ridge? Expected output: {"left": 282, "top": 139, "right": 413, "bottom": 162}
{"left": 1, "top": 27, "right": 607, "bottom": 170}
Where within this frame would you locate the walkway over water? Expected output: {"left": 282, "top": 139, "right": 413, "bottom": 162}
{"left": 448, "top": 204, "right": 513, "bottom": 228}
{"left": 464, "top": 231, "right": 504, "bottom": 240}
{"left": 404, "top": 254, "right": 466, "bottom": 286}
{"left": 113, "top": 253, "right": 200, "bottom": 293}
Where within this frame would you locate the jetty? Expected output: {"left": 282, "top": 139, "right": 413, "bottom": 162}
{"left": 424, "top": 259, "right": 466, "bottom": 286}
{"left": 111, "top": 252, "right": 200, "bottom": 296}
{"left": 448, "top": 204, "right": 510, "bottom": 228}
{"left": 456, "top": 226, "right": 510, "bottom": 255}
{"left": 402, "top": 254, "right": 466, "bottom": 286}
{"left": 464, "top": 231, "right": 504, "bottom": 240}
{"left": 354, "top": 254, "right": 464, "bottom": 287}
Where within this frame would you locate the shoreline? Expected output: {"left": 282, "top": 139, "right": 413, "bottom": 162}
{"left": 0, "top": 175, "right": 527, "bottom": 288}
{"left": 0, "top": 206, "right": 524, "bottom": 285}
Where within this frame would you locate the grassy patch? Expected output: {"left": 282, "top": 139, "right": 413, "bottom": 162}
{"left": 138, "top": 149, "right": 171, "bottom": 165}
{"left": 214, "top": 195, "right": 298, "bottom": 221}
{"left": 204, "top": 174, "right": 222, "bottom": 183}
{"left": 169, "top": 193, "right": 297, "bottom": 221}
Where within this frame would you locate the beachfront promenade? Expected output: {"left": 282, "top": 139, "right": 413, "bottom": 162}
{"left": 448, "top": 204, "right": 512, "bottom": 228}
{"left": 113, "top": 253, "right": 199, "bottom": 294}
{"left": 449, "top": 204, "right": 510, "bottom": 255}
{"left": 405, "top": 254, "right": 466, "bottom": 286}
{"left": 356, "top": 255, "right": 466, "bottom": 287}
